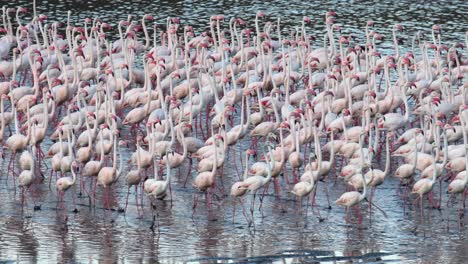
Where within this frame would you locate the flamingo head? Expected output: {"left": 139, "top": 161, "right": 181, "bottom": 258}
{"left": 153, "top": 118, "right": 162, "bottom": 125}
{"left": 170, "top": 17, "right": 180, "bottom": 24}
{"left": 119, "top": 140, "right": 128, "bottom": 147}
{"left": 86, "top": 112, "right": 96, "bottom": 119}
{"left": 327, "top": 10, "right": 337, "bottom": 17}
{"left": 52, "top": 78, "right": 63, "bottom": 87}
{"left": 339, "top": 36, "right": 349, "bottom": 44}
{"left": 184, "top": 123, "right": 193, "bottom": 131}
{"left": 145, "top": 14, "right": 155, "bottom": 21}
{"left": 306, "top": 88, "right": 317, "bottom": 96}
{"left": 435, "top": 112, "right": 446, "bottom": 120}
{"left": 260, "top": 99, "right": 270, "bottom": 107}
{"left": 215, "top": 134, "right": 224, "bottom": 141}
{"left": 170, "top": 99, "right": 181, "bottom": 109}
{"left": 231, "top": 57, "right": 240, "bottom": 65}
{"left": 432, "top": 25, "right": 441, "bottom": 32}
{"left": 72, "top": 161, "right": 79, "bottom": 171}
{"left": 246, "top": 149, "right": 257, "bottom": 155}
{"left": 296, "top": 104, "right": 306, "bottom": 114}
{"left": 280, "top": 121, "right": 291, "bottom": 129}
{"left": 243, "top": 88, "right": 253, "bottom": 97}
{"left": 451, "top": 115, "right": 460, "bottom": 124}
{"left": 394, "top": 24, "right": 404, "bottom": 31}
{"left": 431, "top": 97, "right": 441, "bottom": 106}
{"left": 256, "top": 11, "right": 266, "bottom": 18}
{"left": 325, "top": 90, "right": 335, "bottom": 97}
{"left": 444, "top": 124, "right": 454, "bottom": 130}
{"left": 236, "top": 18, "right": 246, "bottom": 25}
{"left": 377, "top": 117, "right": 385, "bottom": 128}
{"left": 375, "top": 33, "right": 384, "bottom": 41}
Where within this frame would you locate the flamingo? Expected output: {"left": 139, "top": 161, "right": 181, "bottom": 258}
{"left": 125, "top": 136, "right": 144, "bottom": 212}
{"left": 447, "top": 107, "right": 468, "bottom": 211}
{"left": 335, "top": 132, "right": 369, "bottom": 222}
{"left": 292, "top": 152, "right": 318, "bottom": 213}
{"left": 97, "top": 131, "right": 124, "bottom": 209}
{"left": 412, "top": 146, "right": 439, "bottom": 221}
{"left": 240, "top": 143, "right": 275, "bottom": 220}
{"left": 6, "top": 99, "right": 32, "bottom": 179}
{"left": 145, "top": 155, "right": 172, "bottom": 200}
{"left": 18, "top": 145, "right": 36, "bottom": 207}
{"left": 56, "top": 161, "right": 78, "bottom": 210}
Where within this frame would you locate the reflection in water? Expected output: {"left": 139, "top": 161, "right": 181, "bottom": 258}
{"left": 0, "top": 0, "right": 467, "bottom": 263}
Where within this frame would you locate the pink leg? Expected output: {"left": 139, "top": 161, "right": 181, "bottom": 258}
{"left": 183, "top": 158, "right": 192, "bottom": 187}
{"left": 124, "top": 187, "right": 130, "bottom": 213}
{"left": 273, "top": 177, "right": 281, "bottom": 198}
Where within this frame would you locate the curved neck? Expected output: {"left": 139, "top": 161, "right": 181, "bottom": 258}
{"left": 328, "top": 130, "right": 335, "bottom": 166}
{"left": 461, "top": 115, "right": 468, "bottom": 184}
{"left": 441, "top": 129, "right": 448, "bottom": 166}
{"left": 136, "top": 140, "right": 142, "bottom": 169}
{"left": 71, "top": 165, "right": 77, "bottom": 184}
{"left": 402, "top": 88, "right": 409, "bottom": 121}
{"left": 212, "top": 138, "right": 218, "bottom": 175}
{"left": 314, "top": 126, "right": 322, "bottom": 178}
{"left": 279, "top": 128, "right": 285, "bottom": 163}
{"left": 272, "top": 96, "right": 280, "bottom": 126}
{"left": 179, "top": 129, "right": 187, "bottom": 159}
{"left": 164, "top": 156, "right": 171, "bottom": 186}
{"left": 412, "top": 136, "right": 419, "bottom": 170}
{"left": 243, "top": 152, "right": 249, "bottom": 181}
{"left": 25, "top": 104, "right": 32, "bottom": 142}
{"left": 383, "top": 134, "right": 391, "bottom": 176}
{"left": 265, "top": 147, "right": 275, "bottom": 182}
{"left": 244, "top": 96, "right": 251, "bottom": 127}
{"left": 361, "top": 170, "right": 367, "bottom": 197}
{"left": 116, "top": 145, "right": 123, "bottom": 181}
{"left": 0, "top": 97, "right": 5, "bottom": 136}
{"left": 99, "top": 133, "right": 105, "bottom": 163}
{"left": 430, "top": 150, "right": 437, "bottom": 183}
{"left": 142, "top": 17, "right": 150, "bottom": 50}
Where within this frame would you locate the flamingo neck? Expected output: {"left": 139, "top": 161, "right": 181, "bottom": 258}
{"left": 164, "top": 156, "right": 171, "bottom": 187}
{"left": 71, "top": 166, "right": 77, "bottom": 185}
{"left": 383, "top": 134, "right": 391, "bottom": 176}
{"left": 0, "top": 97, "right": 4, "bottom": 136}
{"left": 136, "top": 142, "right": 142, "bottom": 170}
{"left": 243, "top": 152, "right": 249, "bottom": 181}
{"left": 328, "top": 130, "right": 335, "bottom": 167}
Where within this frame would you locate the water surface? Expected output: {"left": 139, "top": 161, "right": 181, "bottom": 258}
{"left": 0, "top": 0, "right": 467, "bottom": 263}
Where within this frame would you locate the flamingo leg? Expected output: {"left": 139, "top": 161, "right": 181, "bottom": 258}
{"left": 192, "top": 194, "right": 198, "bottom": 218}
{"left": 124, "top": 187, "right": 130, "bottom": 213}
{"left": 250, "top": 193, "right": 256, "bottom": 220}
{"left": 183, "top": 157, "right": 192, "bottom": 188}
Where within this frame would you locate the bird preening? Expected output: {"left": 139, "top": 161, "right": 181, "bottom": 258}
{"left": 0, "top": 1, "right": 468, "bottom": 230}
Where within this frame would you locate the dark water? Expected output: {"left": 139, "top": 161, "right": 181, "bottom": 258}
{"left": 0, "top": 0, "right": 467, "bottom": 263}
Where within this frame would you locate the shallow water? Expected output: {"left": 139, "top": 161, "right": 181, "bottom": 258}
{"left": 0, "top": 0, "right": 468, "bottom": 263}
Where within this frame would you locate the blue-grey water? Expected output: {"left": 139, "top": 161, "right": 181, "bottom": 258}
{"left": 0, "top": 0, "right": 467, "bottom": 263}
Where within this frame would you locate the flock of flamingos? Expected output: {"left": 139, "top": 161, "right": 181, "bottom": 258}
{"left": 0, "top": 4, "right": 467, "bottom": 228}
